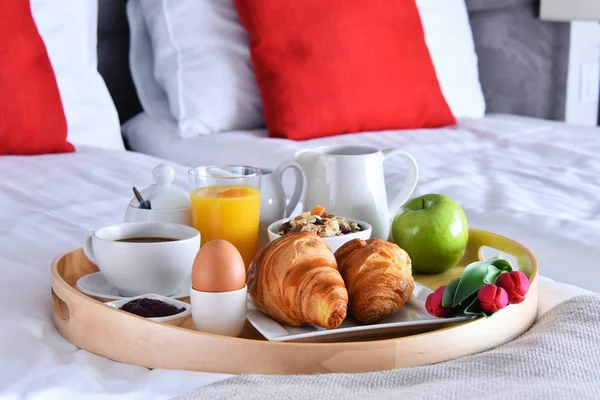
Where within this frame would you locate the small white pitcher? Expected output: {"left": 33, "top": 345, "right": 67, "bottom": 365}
{"left": 295, "top": 145, "right": 418, "bottom": 240}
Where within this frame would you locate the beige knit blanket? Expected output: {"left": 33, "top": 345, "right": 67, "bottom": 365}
{"left": 176, "top": 294, "right": 600, "bottom": 400}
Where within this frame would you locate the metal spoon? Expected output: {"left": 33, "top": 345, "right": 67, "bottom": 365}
{"left": 132, "top": 187, "right": 151, "bottom": 209}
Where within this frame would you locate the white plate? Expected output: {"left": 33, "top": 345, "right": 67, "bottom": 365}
{"left": 246, "top": 283, "right": 472, "bottom": 343}
{"left": 76, "top": 272, "right": 191, "bottom": 300}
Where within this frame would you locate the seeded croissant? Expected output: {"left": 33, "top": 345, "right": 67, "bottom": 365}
{"left": 247, "top": 231, "right": 348, "bottom": 329}
{"left": 334, "top": 238, "right": 414, "bottom": 324}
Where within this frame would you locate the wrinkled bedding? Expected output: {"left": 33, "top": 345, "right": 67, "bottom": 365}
{"left": 178, "top": 293, "right": 600, "bottom": 400}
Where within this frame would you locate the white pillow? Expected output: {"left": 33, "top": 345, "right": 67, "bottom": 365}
{"left": 127, "top": 0, "right": 173, "bottom": 123}
{"left": 416, "top": 0, "right": 486, "bottom": 118}
{"left": 129, "top": 0, "right": 264, "bottom": 138}
{"left": 127, "top": 0, "right": 484, "bottom": 139}
{"left": 31, "top": 0, "right": 124, "bottom": 150}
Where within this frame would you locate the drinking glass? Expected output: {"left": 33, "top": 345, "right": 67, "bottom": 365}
{"left": 188, "top": 165, "right": 262, "bottom": 267}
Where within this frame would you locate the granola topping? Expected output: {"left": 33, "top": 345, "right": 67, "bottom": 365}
{"left": 277, "top": 206, "right": 362, "bottom": 238}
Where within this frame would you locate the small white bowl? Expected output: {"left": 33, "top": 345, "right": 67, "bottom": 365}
{"left": 267, "top": 217, "right": 372, "bottom": 253}
{"left": 105, "top": 293, "right": 191, "bottom": 326}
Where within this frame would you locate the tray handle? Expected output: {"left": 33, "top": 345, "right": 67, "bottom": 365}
{"left": 464, "top": 229, "right": 536, "bottom": 279}
{"left": 51, "top": 286, "right": 71, "bottom": 325}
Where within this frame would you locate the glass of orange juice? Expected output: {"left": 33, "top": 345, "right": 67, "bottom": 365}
{"left": 188, "top": 165, "right": 262, "bottom": 267}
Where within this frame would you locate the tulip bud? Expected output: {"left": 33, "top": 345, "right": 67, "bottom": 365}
{"left": 477, "top": 284, "right": 509, "bottom": 314}
{"left": 426, "top": 285, "right": 452, "bottom": 317}
{"left": 495, "top": 271, "right": 530, "bottom": 304}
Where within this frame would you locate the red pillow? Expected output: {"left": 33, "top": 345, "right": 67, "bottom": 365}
{"left": 234, "top": 0, "right": 456, "bottom": 140}
{"left": 0, "top": 0, "right": 73, "bottom": 155}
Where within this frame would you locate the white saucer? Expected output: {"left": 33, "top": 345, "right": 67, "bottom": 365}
{"left": 76, "top": 272, "right": 191, "bottom": 300}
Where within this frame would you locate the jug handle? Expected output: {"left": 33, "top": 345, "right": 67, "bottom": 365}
{"left": 382, "top": 149, "right": 419, "bottom": 219}
{"left": 275, "top": 161, "right": 305, "bottom": 218}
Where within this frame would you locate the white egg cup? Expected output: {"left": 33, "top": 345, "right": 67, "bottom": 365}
{"left": 190, "top": 285, "right": 247, "bottom": 337}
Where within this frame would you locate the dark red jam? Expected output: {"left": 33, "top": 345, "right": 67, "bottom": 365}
{"left": 119, "top": 298, "right": 185, "bottom": 318}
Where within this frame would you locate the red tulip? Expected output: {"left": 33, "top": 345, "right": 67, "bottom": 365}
{"left": 426, "top": 285, "right": 452, "bottom": 317}
{"left": 477, "top": 284, "right": 509, "bottom": 314}
{"left": 496, "top": 271, "right": 530, "bottom": 304}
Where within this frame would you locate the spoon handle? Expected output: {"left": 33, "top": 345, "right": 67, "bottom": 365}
{"left": 133, "top": 187, "right": 144, "bottom": 202}
{"left": 132, "top": 187, "right": 151, "bottom": 209}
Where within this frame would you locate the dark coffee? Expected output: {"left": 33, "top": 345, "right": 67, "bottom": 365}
{"left": 116, "top": 237, "right": 178, "bottom": 243}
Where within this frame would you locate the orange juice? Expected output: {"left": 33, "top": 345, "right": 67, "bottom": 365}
{"left": 190, "top": 185, "right": 260, "bottom": 267}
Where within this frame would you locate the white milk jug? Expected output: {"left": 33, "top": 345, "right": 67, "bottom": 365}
{"left": 258, "top": 161, "right": 305, "bottom": 247}
{"left": 295, "top": 145, "right": 418, "bottom": 240}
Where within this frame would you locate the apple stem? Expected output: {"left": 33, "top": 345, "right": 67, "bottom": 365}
{"left": 421, "top": 198, "right": 426, "bottom": 209}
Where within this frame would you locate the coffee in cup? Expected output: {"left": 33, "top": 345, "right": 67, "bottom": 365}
{"left": 116, "top": 237, "right": 178, "bottom": 243}
{"left": 83, "top": 222, "right": 200, "bottom": 297}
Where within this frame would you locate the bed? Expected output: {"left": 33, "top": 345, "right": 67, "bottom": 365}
{"left": 1, "top": 0, "right": 599, "bottom": 399}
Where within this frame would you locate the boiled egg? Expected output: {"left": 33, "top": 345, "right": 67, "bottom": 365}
{"left": 191, "top": 240, "right": 246, "bottom": 292}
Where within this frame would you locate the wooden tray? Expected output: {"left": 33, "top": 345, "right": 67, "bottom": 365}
{"left": 50, "top": 229, "right": 538, "bottom": 375}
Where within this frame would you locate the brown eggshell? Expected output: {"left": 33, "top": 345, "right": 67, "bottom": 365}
{"left": 191, "top": 240, "right": 246, "bottom": 293}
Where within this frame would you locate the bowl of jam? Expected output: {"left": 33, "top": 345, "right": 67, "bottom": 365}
{"left": 105, "top": 293, "right": 191, "bottom": 326}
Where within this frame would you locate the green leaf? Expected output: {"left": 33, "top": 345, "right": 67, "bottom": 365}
{"left": 461, "top": 293, "right": 482, "bottom": 316}
{"left": 484, "top": 259, "right": 513, "bottom": 284}
{"left": 442, "top": 277, "right": 460, "bottom": 308}
{"left": 450, "top": 259, "right": 513, "bottom": 308}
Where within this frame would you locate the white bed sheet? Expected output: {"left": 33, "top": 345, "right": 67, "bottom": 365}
{"left": 1, "top": 116, "right": 599, "bottom": 399}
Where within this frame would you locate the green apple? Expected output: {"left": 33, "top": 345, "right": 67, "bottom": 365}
{"left": 391, "top": 194, "right": 468, "bottom": 274}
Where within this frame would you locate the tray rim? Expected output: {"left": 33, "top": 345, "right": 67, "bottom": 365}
{"left": 50, "top": 228, "right": 539, "bottom": 374}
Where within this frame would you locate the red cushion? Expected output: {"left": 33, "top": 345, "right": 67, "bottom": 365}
{"left": 234, "top": 0, "right": 457, "bottom": 140}
{"left": 0, "top": 0, "right": 73, "bottom": 155}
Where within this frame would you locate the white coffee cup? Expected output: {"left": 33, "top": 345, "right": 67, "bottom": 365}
{"left": 83, "top": 222, "right": 200, "bottom": 297}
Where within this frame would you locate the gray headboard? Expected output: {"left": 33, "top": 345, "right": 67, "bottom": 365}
{"left": 98, "top": 0, "right": 570, "bottom": 124}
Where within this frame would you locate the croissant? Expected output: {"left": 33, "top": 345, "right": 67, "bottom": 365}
{"left": 247, "top": 231, "right": 348, "bottom": 329}
{"left": 334, "top": 238, "right": 414, "bottom": 324}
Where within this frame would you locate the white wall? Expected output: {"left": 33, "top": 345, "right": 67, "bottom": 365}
{"left": 565, "top": 21, "right": 600, "bottom": 126}
{"left": 541, "top": 0, "right": 600, "bottom": 21}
